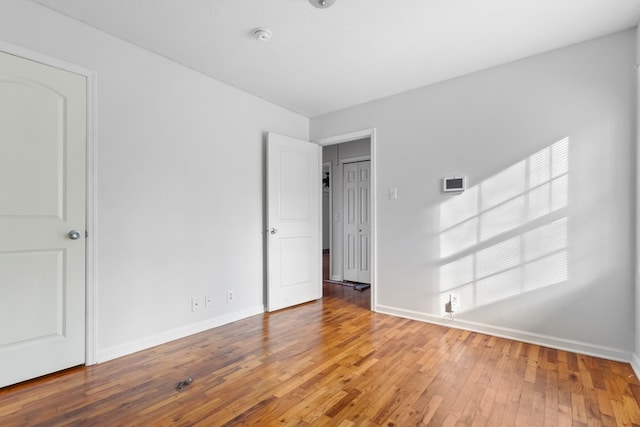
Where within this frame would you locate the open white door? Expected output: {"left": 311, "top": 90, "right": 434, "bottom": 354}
{"left": 0, "top": 51, "right": 87, "bottom": 387}
{"left": 267, "top": 132, "right": 321, "bottom": 312}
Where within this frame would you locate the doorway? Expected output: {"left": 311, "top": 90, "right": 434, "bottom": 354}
{"left": 318, "top": 130, "right": 375, "bottom": 310}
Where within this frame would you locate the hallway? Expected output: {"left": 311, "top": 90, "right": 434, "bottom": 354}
{"left": 323, "top": 250, "right": 370, "bottom": 310}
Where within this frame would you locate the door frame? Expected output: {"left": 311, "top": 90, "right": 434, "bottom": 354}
{"left": 314, "top": 129, "right": 377, "bottom": 311}
{"left": 0, "top": 40, "right": 98, "bottom": 365}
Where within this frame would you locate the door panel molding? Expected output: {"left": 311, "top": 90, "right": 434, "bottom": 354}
{"left": 0, "top": 39, "right": 98, "bottom": 365}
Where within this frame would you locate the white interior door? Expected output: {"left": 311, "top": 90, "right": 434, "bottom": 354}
{"left": 343, "top": 161, "right": 371, "bottom": 284}
{"left": 0, "top": 51, "right": 87, "bottom": 388}
{"left": 267, "top": 132, "right": 321, "bottom": 312}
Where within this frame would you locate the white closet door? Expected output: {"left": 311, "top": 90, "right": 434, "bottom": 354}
{"left": 343, "top": 161, "right": 370, "bottom": 284}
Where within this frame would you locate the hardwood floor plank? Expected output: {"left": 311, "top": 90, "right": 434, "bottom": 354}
{"left": 571, "top": 392, "right": 588, "bottom": 424}
{"left": 544, "top": 363, "right": 560, "bottom": 427}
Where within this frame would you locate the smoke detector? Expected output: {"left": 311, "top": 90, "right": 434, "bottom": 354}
{"left": 254, "top": 28, "right": 272, "bottom": 42}
{"left": 308, "top": 0, "right": 336, "bottom": 9}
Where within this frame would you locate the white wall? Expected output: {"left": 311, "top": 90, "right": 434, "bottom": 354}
{"left": 634, "top": 26, "right": 640, "bottom": 373}
{"left": 0, "top": 0, "right": 308, "bottom": 362}
{"left": 312, "top": 30, "right": 637, "bottom": 360}
{"left": 322, "top": 139, "right": 371, "bottom": 280}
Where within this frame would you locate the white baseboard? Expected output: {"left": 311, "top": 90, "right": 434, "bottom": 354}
{"left": 331, "top": 275, "right": 341, "bottom": 281}
{"left": 96, "top": 305, "right": 265, "bottom": 363}
{"left": 375, "top": 304, "right": 631, "bottom": 363}
{"left": 631, "top": 353, "right": 640, "bottom": 378}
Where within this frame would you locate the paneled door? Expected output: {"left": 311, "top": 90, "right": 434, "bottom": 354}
{"left": 343, "top": 161, "right": 371, "bottom": 284}
{"left": 267, "top": 132, "right": 321, "bottom": 312}
{"left": 0, "top": 50, "right": 87, "bottom": 387}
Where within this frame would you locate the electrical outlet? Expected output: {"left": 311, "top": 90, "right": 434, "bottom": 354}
{"left": 205, "top": 295, "right": 213, "bottom": 308}
{"left": 191, "top": 296, "right": 203, "bottom": 312}
{"left": 450, "top": 293, "right": 460, "bottom": 312}
{"left": 445, "top": 293, "right": 460, "bottom": 314}
{"left": 227, "top": 290, "right": 234, "bottom": 303}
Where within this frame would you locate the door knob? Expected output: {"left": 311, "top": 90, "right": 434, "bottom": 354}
{"left": 269, "top": 228, "right": 278, "bottom": 235}
{"left": 68, "top": 230, "right": 81, "bottom": 240}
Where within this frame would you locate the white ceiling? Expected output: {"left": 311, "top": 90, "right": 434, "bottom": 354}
{"left": 31, "top": 0, "right": 640, "bottom": 117}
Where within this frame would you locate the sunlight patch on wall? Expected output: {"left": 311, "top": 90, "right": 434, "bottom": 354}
{"left": 438, "top": 138, "right": 569, "bottom": 314}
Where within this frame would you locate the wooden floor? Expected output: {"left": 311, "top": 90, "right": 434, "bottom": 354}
{"left": 2, "top": 284, "right": 640, "bottom": 426}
